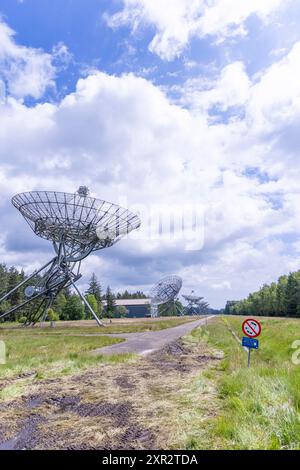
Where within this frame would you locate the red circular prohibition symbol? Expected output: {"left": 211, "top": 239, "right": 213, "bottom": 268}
{"left": 242, "top": 318, "right": 262, "bottom": 338}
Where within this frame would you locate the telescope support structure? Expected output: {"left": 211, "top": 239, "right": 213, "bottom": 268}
{"left": 0, "top": 236, "right": 105, "bottom": 327}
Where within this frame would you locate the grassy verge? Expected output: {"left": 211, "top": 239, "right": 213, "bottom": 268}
{"left": 0, "top": 317, "right": 195, "bottom": 384}
{"left": 182, "top": 317, "right": 300, "bottom": 450}
{"left": 0, "top": 317, "right": 196, "bottom": 336}
{"left": 0, "top": 320, "right": 221, "bottom": 449}
{"left": 0, "top": 331, "right": 135, "bottom": 384}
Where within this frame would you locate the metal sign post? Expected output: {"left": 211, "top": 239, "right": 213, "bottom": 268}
{"left": 242, "top": 336, "right": 259, "bottom": 367}
{"left": 248, "top": 348, "right": 251, "bottom": 368}
{"left": 242, "top": 318, "right": 261, "bottom": 367}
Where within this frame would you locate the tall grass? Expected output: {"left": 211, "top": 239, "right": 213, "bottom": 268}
{"left": 184, "top": 317, "right": 300, "bottom": 449}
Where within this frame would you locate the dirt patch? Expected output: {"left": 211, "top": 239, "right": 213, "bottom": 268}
{"left": 0, "top": 331, "right": 220, "bottom": 450}
{"left": 46, "top": 395, "right": 81, "bottom": 410}
{"left": 162, "top": 341, "right": 189, "bottom": 356}
{"left": 46, "top": 397, "right": 132, "bottom": 426}
{"left": 0, "top": 371, "right": 36, "bottom": 390}
{"left": 26, "top": 395, "right": 44, "bottom": 409}
{"left": 60, "top": 425, "right": 155, "bottom": 450}
{"left": 76, "top": 401, "right": 132, "bottom": 427}
{"left": 149, "top": 340, "right": 191, "bottom": 373}
{"left": 196, "top": 354, "right": 223, "bottom": 364}
{"left": 115, "top": 376, "right": 136, "bottom": 390}
{"left": 110, "top": 426, "right": 156, "bottom": 450}
{"left": 0, "top": 413, "right": 46, "bottom": 450}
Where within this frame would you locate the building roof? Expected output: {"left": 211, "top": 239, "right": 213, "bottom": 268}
{"left": 103, "top": 298, "right": 151, "bottom": 306}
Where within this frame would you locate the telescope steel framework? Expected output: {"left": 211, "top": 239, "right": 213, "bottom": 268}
{"left": 198, "top": 301, "right": 209, "bottom": 314}
{"left": 182, "top": 291, "right": 205, "bottom": 315}
{"left": 0, "top": 187, "right": 140, "bottom": 326}
{"left": 149, "top": 275, "right": 182, "bottom": 317}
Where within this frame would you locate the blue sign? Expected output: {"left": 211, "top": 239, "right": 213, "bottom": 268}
{"left": 242, "top": 336, "right": 259, "bottom": 349}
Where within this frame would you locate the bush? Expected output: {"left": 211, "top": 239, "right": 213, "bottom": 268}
{"left": 47, "top": 308, "right": 59, "bottom": 322}
{"left": 84, "top": 294, "right": 98, "bottom": 319}
{"left": 114, "top": 305, "right": 129, "bottom": 318}
{"left": 61, "top": 294, "right": 84, "bottom": 320}
{"left": 18, "top": 316, "right": 27, "bottom": 324}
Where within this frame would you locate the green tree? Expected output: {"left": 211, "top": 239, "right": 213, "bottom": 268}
{"left": 84, "top": 294, "right": 98, "bottom": 319}
{"left": 276, "top": 275, "right": 288, "bottom": 316}
{"left": 86, "top": 274, "right": 102, "bottom": 302}
{"left": 105, "top": 286, "right": 116, "bottom": 318}
{"left": 53, "top": 291, "right": 67, "bottom": 318}
{"left": 225, "top": 271, "right": 300, "bottom": 318}
{"left": 225, "top": 301, "right": 238, "bottom": 315}
{"left": 114, "top": 305, "right": 129, "bottom": 318}
{"left": 86, "top": 273, "right": 104, "bottom": 315}
{"left": 47, "top": 308, "right": 59, "bottom": 322}
{"left": 159, "top": 299, "right": 184, "bottom": 316}
{"left": 0, "top": 264, "right": 8, "bottom": 298}
{"left": 7, "top": 267, "right": 23, "bottom": 306}
{"left": 61, "top": 294, "right": 84, "bottom": 320}
{"left": 116, "top": 290, "right": 147, "bottom": 299}
{"left": 0, "top": 299, "right": 11, "bottom": 322}
{"left": 285, "top": 273, "right": 300, "bottom": 317}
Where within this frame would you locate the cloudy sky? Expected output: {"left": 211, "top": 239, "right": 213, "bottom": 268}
{"left": 1, "top": 0, "right": 300, "bottom": 308}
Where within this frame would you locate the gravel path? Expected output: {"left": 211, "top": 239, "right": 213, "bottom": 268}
{"left": 92, "top": 316, "right": 215, "bottom": 356}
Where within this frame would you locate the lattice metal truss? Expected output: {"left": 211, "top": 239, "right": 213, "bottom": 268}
{"left": 149, "top": 275, "right": 182, "bottom": 317}
{"left": 0, "top": 188, "right": 141, "bottom": 326}
{"left": 197, "top": 301, "right": 209, "bottom": 314}
{"left": 182, "top": 290, "right": 206, "bottom": 315}
{"left": 158, "top": 299, "right": 184, "bottom": 317}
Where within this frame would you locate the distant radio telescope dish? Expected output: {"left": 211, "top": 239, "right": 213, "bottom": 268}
{"left": 182, "top": 291, "right": 203, "bottom": 303}
{"left": 0, "top": 187, "right": 141, "bottom": 326}
{"left": 149, "top": 275, "right": 182, "bottom": 317}
{"left": 182, "top": 290, "right": 208, "bottom": 315}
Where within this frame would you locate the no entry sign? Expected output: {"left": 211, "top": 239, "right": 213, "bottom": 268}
{"left": 242, "top": 318, "right": 261, "bottom": 338}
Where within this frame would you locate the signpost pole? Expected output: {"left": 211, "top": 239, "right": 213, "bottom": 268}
{"left": 242, "top": 318, "right": 262, "bottom": 368}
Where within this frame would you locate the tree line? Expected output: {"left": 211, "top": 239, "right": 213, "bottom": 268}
{"left": 0, "top": 265, "right": 147, "bottom": 322}
{"left": 225, "top": 270, "right": 300, "bottom": 317}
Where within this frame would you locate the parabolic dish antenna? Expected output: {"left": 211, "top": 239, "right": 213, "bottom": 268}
{"left": 149, "top": 275, "right": 182, "bottom": 317}
{"left": 0, "top": 187, "right": 141, "bottom": 326}
{"left": 11, "top": 189, "right": 140, "bottom": 261}
{"left": 197, "top": 300, "right": 209, "bottom": 314}
{"left": 182, "top": 290, "right": 207, "bottom": 315}
{"left": 182, "top": 291, "right": 203, "bottom": 303}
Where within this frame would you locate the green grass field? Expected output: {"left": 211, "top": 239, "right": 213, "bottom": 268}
{"left": 0, "top": 317, "right": 194, "bottom": 382}
{"left": 0, "top": 333, "right": 129, "bottom": 384}
{"left": 183, "top": 316, "right": 300, "bottom": 450}
{"left": 0, "top": 316, "right": 194, "bottom": 335}
{"left": 1, "top": 315, "right": 299, "bottom": 449}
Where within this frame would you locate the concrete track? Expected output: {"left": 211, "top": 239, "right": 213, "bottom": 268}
{"left": 92, "top": 316, "right": 215, "bottom": 356}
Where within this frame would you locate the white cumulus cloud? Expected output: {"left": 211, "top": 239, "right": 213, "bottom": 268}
{"left": 106, "top": 0, "right": 289, "bottom": 60}
{"left": 2, "top": 12, "right": 300, "bottom": 306}
{"left": 0, "top": 19, "right": 70, "bottom": 99}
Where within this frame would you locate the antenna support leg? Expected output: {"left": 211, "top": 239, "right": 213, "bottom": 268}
{"left": 70, "top": 281, "right": 105, "bottom": 327}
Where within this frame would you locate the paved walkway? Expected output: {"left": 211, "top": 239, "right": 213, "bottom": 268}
{"left": 92, "top": 316, "right": 215, "bottom": 356}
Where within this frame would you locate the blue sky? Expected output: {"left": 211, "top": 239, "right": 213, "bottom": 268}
{"left": 1, "top": 0, "right": 300, "bottom": 308}
{"left": 3, "top": 0, "right": 300, "bottom": 102}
